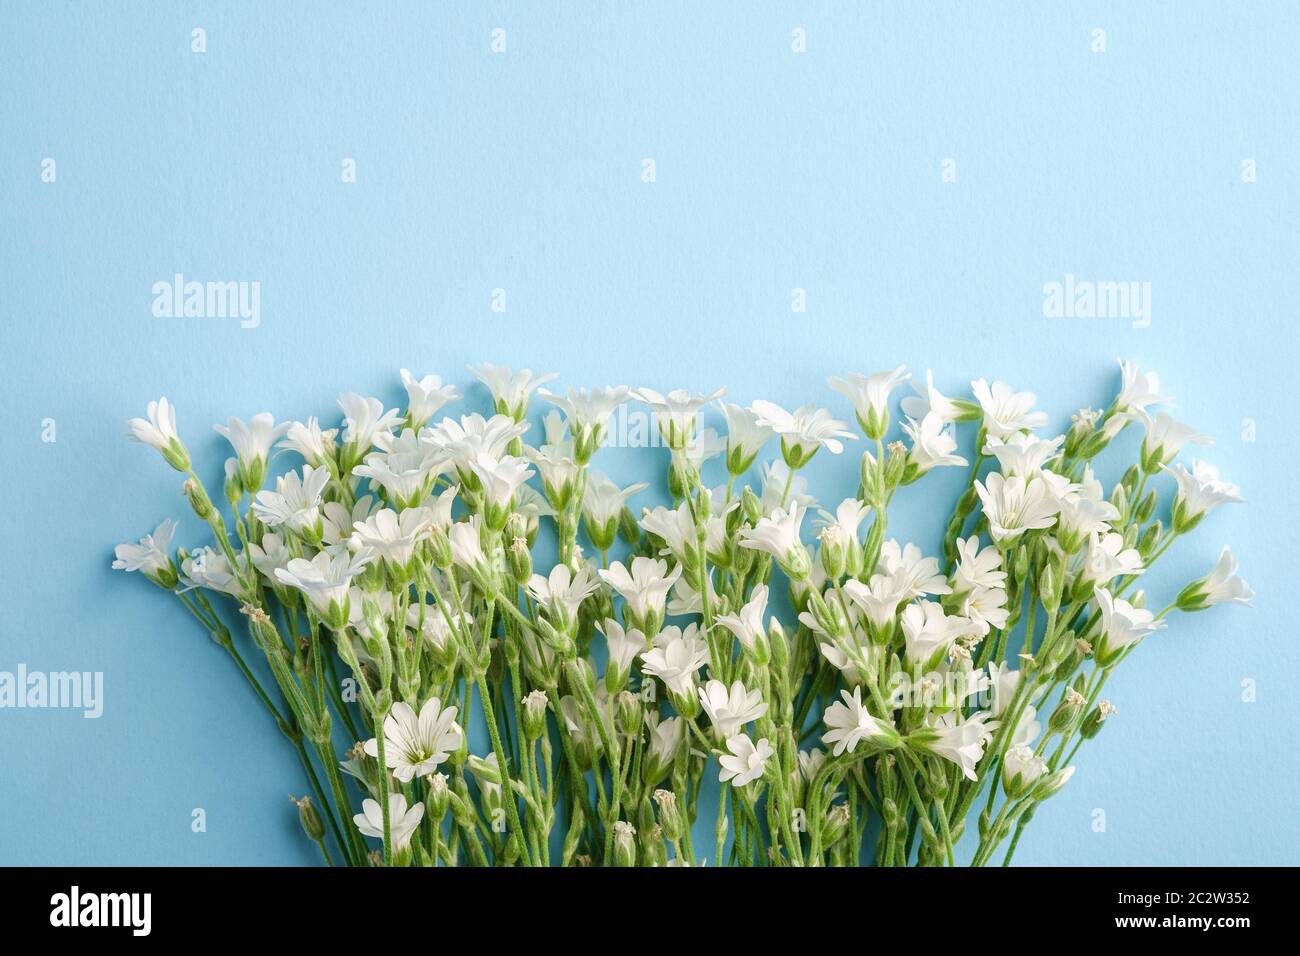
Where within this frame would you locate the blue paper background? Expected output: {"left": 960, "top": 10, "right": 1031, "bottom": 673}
{"left": 2, "top": 2, "right": 1297, "bottom": 865}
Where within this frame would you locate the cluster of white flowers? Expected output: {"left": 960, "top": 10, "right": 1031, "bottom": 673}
{"left": 116, "top": 359, "right": 1249, "bottom": 867}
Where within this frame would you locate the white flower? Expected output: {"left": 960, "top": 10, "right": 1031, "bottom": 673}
{"left": 632, "top": 386, "right": 726, "bottom": 449}
{"left": 971, "top": 379, "right": 1049, "bottom": 440}
{"left": 253, "top": 464, "right": 330, "bottom": 535}
{"left": 674, "top": 426, "right": 726, "bottom": 471}
{"left": 643, "top": 712, "right": 685, "bottom": 779}
{"left": 1002, "top": 744, "right": 1048, "bottom": 793}
{"left": 181, "top": 546, "right": 244, "bottom": 596}
{"left": 278, "top": 417, "right": 337, "bottom": 468}
{"left": 900, "top": 600, "right": 970, "bottom": 667}
{"left": 213, "top": 413, "right": 290, "bottom": 479}
{"left": 1093, "top": 588, "right": 1165, "bottom": 662}
{"left": 247, "top": 532, "right": 293, "bottom": 584}
{"left": 1056, "top": 495, "right": 1120, "bottom": 548}
{"left": 879, "top": 540, "right": 951, "bottom": 598}
{"left": 469, "top": 363, "right": 558, "bottom": 420}
{"left": 596, "top": 618, "right": 647, "bottom": 676}
{"left": 961, "top": 585, "right": 1010, "bottom": 636}
{"left": 599, "top": 557, "right": 681, "bottom": 625}
{"left": 915, "top": 711, "right": 999, "bottom": 781}
{"left": 321, "top": 495, "right": 382, "bottom": 545}
{"left": 468, "top": 453, "right": 534, "bottom": 509}
{"left": 1167, "top": 460, "right": 1243, "bottom": 528}
{"left": 640, "top": 625, "right": 711, "bottom": 696}
{"left": 759, "top": 460, "right": 817, "bottom": 513}
{"left": 842, "top": 573, "right": 908, "bottom": 632}
{"left": 901, "top": 369, "right": 963, "bottom": 424}
{"left": 750, "top": 400, "right": 856, "bottom": 462}
{"left": 903, "top": 412, "right": 967, "bottom": 473}
{"left": 975, "top": 473, "right": 1060, "bottom": 543}
{"left": 582, "top": 473, "right": 647, "bottom": 547}
{"left": 529, "top": 443, "right": 581, "bottom": 507}
{"left": 127, "top": 398, "right": 180, "bottom": 451}
{"left": 718, "top": 734, "right": 774, "bottom": 787}
{"left": 1079, "top": 531, "right": 1144, "bottom": 586}
{"left": 448, "top": 521, "right": 486, "bottom": 573}
{"left": 337, "top": 393, "right": 403, "bottom": 453}
{"left": 527, "top": 563, "right": 601, "bottom": 622}
{"left": 1116, "top": 359, "right": 1173, "bottom": 413}
{"left": 1132, "top": 409, "right": 1213, "bottom": 469}
{"left": 350, "top": 507, "right": 431, "bottom": 567}
{"left": 538, "top": 386, "right": 630, "bottom": 455}
{"left": 422, "top": 413, "right": 530, "bottom": 475}
{"left": 354, "top": 793, "right": 424, "bottom": 851}
{"left": 354, "top": 429, "right": 447, "bottom": 507}
{"left": 816, "top": 498, "right": 871, "bottom": 545}
{"left": 799, "top": 748, "right": 827, "bottom": 783}
{"left": 720, "top": 403, "right": 773, "bottom": 474}
{"left": 738, "top": 504, "right": 809, "bottom": 575}
{"left": 406, "top": 604, "right": 470, "bottom": 651}
{"left": 715, "top": 583, "right": 769, "bottom": 651}
{"left": 363, "top": 698, "right": 463, "bottom": 782}
{"left": 275, "top": 548, "right": 373, "bottom": 618}
{"left": 822, "top": 686, "right": 898, "bottom": 756}
{"left": 400, "top": 369, "right": 460, "bottom": 428}
{"left": 982, "top": 432, "right": 1063, "bottom": 477}
{"left": 952, "top": 536, "right": 1006, "bottom": 593}
{"left": 415, "top": 484, "right": 459, "bottom": 531}
{"left": 641, "top": 501, "right": 725, "bottom": 564}
{"left": 112, "top": 519, "right": 177, "bottom": 582}
{"left": 698, "top": 680, "right": 768, "bottom": 738}
{"left": 666, "top": 575, "right": 720, "bottom": 617}
{"left": 828, "top": 366, "right": 910, "bottom": 437}
{"left": 1180, "top": 545, "right": 1254, "bottom": 610}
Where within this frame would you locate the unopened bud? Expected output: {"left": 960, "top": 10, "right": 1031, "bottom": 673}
{"left": 612, "top": 821, "right": 637, "bottom": 867}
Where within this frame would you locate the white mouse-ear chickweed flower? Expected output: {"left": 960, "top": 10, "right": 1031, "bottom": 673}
{"left": 112, "top": 519, "right": 179, "bottom": 588}
{"left": 128, "top": 397, "right": 190, "bottom": 471}
{"left": 828, "top": 366, "right": 910, "bottom": 440}
{"left": 750, "top": 400, "right": 855, "bottom": 468}
{"left": 214, "top": 413, "right": 291, "bottom": 491}
{"left": 1177, "top": 546, "right": 1254, "bottom": 611}
{"left": 118, "top": 362, "right": 1249, "bottom": 868}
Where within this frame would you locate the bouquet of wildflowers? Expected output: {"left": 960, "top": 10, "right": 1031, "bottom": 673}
{"left": 115, "top": 361, "right": 1250, "bottom": 866}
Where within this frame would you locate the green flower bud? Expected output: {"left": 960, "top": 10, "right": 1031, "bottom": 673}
{"left": 1032, "top": 765, "right": 1076, "bottom": 800}
{"left": 1138, "top": 520, "right": 1163, "bottom": 559}
{"left": 427, "top": 526, "right": 453, "bottom": 569}
{"left": 183, "top": 478, "right": 214, "bottom": 521}
{"left": 818, "top": 526, "right": 847, "bottom": 580}
{"left": 768, "top": 619, "right": 789, "bottom": 673}
{"left": 822, "top": 803, "right": 851, "bottom": 845}
{"left": 425, "top": 772, "right": 451, "bottom": 821}
{"left": 1048, "top": 687, "right": 1087, "bottom": 735}
{"left": 618, "top": 506, "right": 641, "bottom": 546}
{"left": 612, "top": 821, "right": 637, "bottom": 867}
{"left": 616, "top": 690, "right": 641, "bottom": 738}
{"left": 522, "top": 689, "right": 549, "bottom": 742}
{"left": 292, "top": 795, "right": 325, "bottom": 842}
{"left": 1134, "top": 489, "right": 1158, "bottom": 525}
{"left": 507, "top": 537, "right": 532, "bottom": 585}
{"left": 1079, "top": 699, "right": 1117, "bottom": 740}
{"left": 653, "top": 789, "right": 685, "bottom": 844}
